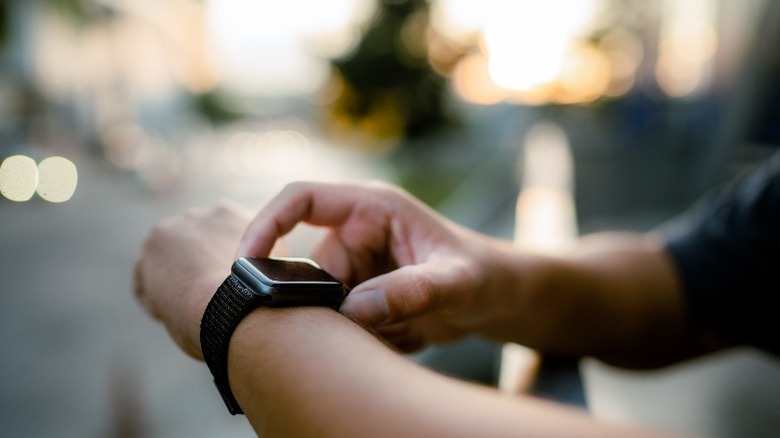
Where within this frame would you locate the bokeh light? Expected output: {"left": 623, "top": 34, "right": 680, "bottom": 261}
{"left": 222, "top": 128, "right": 313, "bottom": 178}
{"left": 515, "top": 121, "right": 577, "bottom": 250}
{"left": 598, "top": 29, "right": 644, "bottom": 97}
{"left": 0, "top": 155, "right": 39, "bottom": 202}
{"left": 434, "top": 0, "right": 610, "bottom": 106}
{"left": 434, "top": 0, "right": 721, "bottom": 105}
{"left": 430, "top": 0, "right": 496, "bottom": 46}
{"left": 0, "top": 155, "right": 79, "bottom": 203}
{"left": 101, "top": 123, "right": 154, "bottom": 172}
{"left": 554, "top": 43, "right": 611, "bottom": 105}
{"left": 656, "top": 0, "right": 718, "bottom": 98}
{"left": 36, "top": 156, "right": 78, "bottom": 203}
{"left": 451, "top": 52, "right": 506, "bottom": 105}
{"left": 482, "top": 0, "right": 597, "bottom": 92}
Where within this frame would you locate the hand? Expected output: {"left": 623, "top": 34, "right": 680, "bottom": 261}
{"left": 238, "top": 181, "right": 521, "bottom": 352}
{"left": 134, "top": 201, "right": 255, "bottom": 359}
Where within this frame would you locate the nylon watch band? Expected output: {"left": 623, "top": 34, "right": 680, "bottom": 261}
{"left": 200, "top": 275, "right": 266, "bottom": 415}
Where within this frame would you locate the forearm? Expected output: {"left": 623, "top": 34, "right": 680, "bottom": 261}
{"left": 229, "top": 307, "right": 408, "bottom": 436}
{"left": 227, "top": 306, "right": 659, "bottom": 437}
{"left": 490, "top": 233, "right": 714, "bottom": 368}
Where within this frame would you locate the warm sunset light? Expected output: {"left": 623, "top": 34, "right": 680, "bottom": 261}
{"left": 429, "top": 0, "right": 493, "bottom": 45}
{"left": 554, "top": 44, "right": 611, "bottom": 105}
{"left": 598, "top": 29, "right": 644, "bottom": 98}
{"left": 451, "top": 52, "right": 506, "bottom": 105}
{"left": 434, "top": 0, "right": 611, "bottom": 105}
{"left": 655, "top": 0, "right": 718, "bottom": 97}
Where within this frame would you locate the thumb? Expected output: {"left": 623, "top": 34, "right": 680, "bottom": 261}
{"left": 340, "top": 263, "right": 449, "bottom": 325}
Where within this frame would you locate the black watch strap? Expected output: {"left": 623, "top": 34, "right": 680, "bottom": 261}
{"left": 200, "top": 275, "right": 264, "bottom": 415}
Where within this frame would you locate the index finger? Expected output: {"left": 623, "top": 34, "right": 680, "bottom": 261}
{"left": 236, "top": 181, "right": 368, "bottom": 257}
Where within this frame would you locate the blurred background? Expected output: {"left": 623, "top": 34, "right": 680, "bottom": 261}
{"left": 1, "top": 0, "right": 779, "bottom": 436}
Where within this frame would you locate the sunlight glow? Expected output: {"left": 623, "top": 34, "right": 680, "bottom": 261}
{"left": 430, "top": 0, "right": 497, "bottom": 45}
{"left": 483, "top": 0, "right": 598, "bottom": 92}
{"left": 436, "top": 0, "right": 610, "bottom": 105}
{"left": 206, "top": 0, "right": 376, "bottom": 97}
{"left": 554, "top": 44, "right": 611, "bottom": 105}
{"left": 451, "top": 52, "right": 506, "bottom": 105}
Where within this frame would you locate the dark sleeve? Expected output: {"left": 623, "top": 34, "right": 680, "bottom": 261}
{"left": 663, "top": 152, "right": 780, "bottom": 356}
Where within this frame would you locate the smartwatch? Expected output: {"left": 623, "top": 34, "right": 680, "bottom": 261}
{"left": 200, "top": 256, "right": 349, "bottom": 415}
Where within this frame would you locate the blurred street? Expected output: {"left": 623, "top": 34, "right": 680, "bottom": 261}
{"left": 0, "top": 106, "right": 714, "bottom": 437}
{"left": 0, "top": 97, "right": 542, "bottom": 436}
{"left": 1, "top": 153, "right": 249, "bottom": 437}
{"left": 3, "top": 0, "right": 780, "bottom": 436}
{"left": 0, "top": 143, "right": 389, "bottom": 437}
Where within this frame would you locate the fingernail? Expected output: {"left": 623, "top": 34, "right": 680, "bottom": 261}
{"left": 340, "top": 290, "right": 388, "bottom": 324}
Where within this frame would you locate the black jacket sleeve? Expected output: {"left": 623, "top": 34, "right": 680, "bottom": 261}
{"left": 664, "top": 152, "right": 780, "bottom": 356}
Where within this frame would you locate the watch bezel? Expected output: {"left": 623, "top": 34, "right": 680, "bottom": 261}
{"left": 231, "top": 257, "right": 347, "bottom": 307}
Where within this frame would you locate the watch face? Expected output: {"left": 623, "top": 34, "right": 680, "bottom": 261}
{"left": 232, "top": 257, "right": 348, "bottom": 306}
{"left": 236, "top": 257, "right": 341, "bottom": 286}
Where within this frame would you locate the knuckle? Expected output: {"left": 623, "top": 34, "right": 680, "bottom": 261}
{"left": 149, "top": 217, "right": 177, "bottom": 237}
{"left": 277, "top": 181, "right": 316, "bottom": 209}
{"left": 366, "top": 180, "right": 404, "bottom": 199}
{"left": 390, "top": 268, "right": 435, "bottom": 318}
{"left": 281, "top": 180, "right": 310, "bottom": 196}
{"left": 452, "top": 257, "right": 479, "bottom": 289}
{"left": 145, "top": 223, "right": 167, "bottom": 245}
{"left": 212, "top": 200, "right": 240, "bottom": 218}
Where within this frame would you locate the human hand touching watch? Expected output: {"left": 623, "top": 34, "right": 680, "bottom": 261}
{"left": 237, "top": 181, "right": 528, "bottom": 352}
{"left": 132, "top": 181, "right": 682, "bottom": 436}
{"left": 136, "top": 179, "right": 692, "bottom": 372}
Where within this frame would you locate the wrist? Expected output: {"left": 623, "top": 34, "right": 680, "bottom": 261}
{"left": 199, "top": 257, "right": 349, "bottom": 414}
{"left": 226, "top": 306, "right": 351, "bottom": 423}
{"left": 476, "top": 240, "right": 554, "bottom": 342}
{"left": 187, "top": 271, "right": 231, "bottom": 359}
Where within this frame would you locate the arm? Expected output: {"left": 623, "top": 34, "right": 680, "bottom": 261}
{"left": 238, "top": 182, "right": 726, "bottom": 368}
{"left": 229, "top": 307, "right": 659, "bottom": 437}
{"left": 501, "top": 233, "right": 725, "bottom": 368}
{"left": 134, "top": 201, "right": 664, "bottom": 437}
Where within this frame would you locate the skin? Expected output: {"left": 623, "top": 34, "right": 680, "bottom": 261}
{"left": 135, "top": 181, "right": 725, "bottom": 436}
